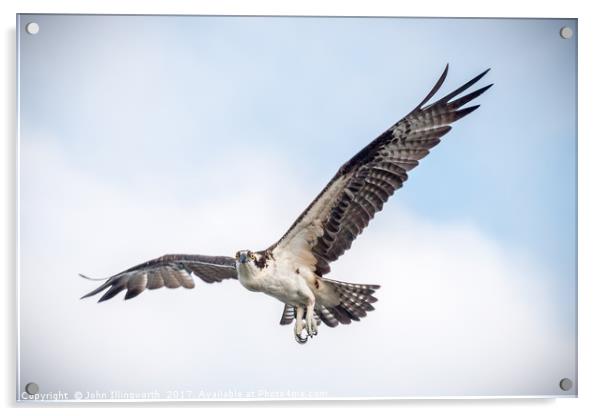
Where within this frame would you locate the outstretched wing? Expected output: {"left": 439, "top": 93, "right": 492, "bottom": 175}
{"left": 272, "top": 65, "right": 492, "bottom": 275}
{"left": 80, "top": 254, "right": 237, "bottom": 302}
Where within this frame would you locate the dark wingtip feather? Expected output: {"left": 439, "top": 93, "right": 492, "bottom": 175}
{"left": 80, "top": 273, "right": 113, "bottom": 300}
{"left": 449, "top": 83, "right": 493, "bottom": 109}
{"left": 79, "top": 273, "right": 108, "bottom": 281}
{"left": 410, "top": 64, "right": 450, "bottom": 113}
{"left": 97, "top": 285, "right": 124, "bottom": 303}
{"left": 438, "top": 68, "right": 492, "bottom": 104}
{"left": 81, "top": 283, "right": 111, "bottom": 300}
{"left": 124, "top": 289, "right": 143, "bottom": 300}
{"left": 454, "top": 104, "right": 481, "bottom": 121}
{"left": 97, "top": 290, "right": 113, "bottom": 302}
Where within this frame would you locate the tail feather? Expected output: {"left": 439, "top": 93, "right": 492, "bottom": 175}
{"left": 323, "top": 278, "right": 380, "bottom": 294}
{"left": 279, "top": 304, "right": 295, "bottom": 325}
{"left": 323, "top": 279, "right": 380, "bottom": 324}
{"left": 317, "top": 305, "right": 339, "bottom": 328}
{"left": 277, "top": 278, "right": 380, "bottom": 328}
{"left": 323, "top": 278, "right": 380, "bottom": 325}
{"left": 327, "top": 304, "right": 353, "bottom": 325}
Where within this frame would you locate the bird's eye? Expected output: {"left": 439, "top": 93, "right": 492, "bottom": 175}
{"left": 250, "top": 253, "right": 256, "bottom": 261}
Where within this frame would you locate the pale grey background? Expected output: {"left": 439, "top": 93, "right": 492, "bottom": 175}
{"left": 17, "top": 15, "right": 577, "bottom": 399}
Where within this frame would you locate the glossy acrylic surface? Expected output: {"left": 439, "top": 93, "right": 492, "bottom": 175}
{"left": 17, "top": 14, "right": 577, "bottom": 401}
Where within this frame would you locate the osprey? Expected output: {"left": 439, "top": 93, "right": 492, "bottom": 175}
{"left": 81, "top": 65, "right": 492, "bottom": 344}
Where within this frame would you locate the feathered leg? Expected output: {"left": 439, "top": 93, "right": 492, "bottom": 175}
{"left": 305, "top": 299, "right": 318, "bottom": 337}
{"left": 294, "top": 306, "right": 307, "bottom": 344}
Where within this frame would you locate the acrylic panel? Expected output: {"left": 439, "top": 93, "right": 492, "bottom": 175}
{"left": 17, "top": 14, "right": 577, "bottom": 401}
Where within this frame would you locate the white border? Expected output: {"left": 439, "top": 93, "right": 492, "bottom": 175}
{"left": 14, "top": 12, "right": 21, "bottom": 410}
{"left": 12, "top": 11, "right": 579, "bottom": 404}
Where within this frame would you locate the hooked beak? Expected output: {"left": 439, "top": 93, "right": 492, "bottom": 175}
{"left": 238, "top": 252, "right": 248, "bottom": 264}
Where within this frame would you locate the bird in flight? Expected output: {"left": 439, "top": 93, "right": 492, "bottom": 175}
{"left": 81, "top": 65, "right": 492, "bottom": 344}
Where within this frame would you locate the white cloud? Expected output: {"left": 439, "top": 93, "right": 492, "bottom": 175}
{"left": 19, "top": 137, "right": 575, "bottom": 399}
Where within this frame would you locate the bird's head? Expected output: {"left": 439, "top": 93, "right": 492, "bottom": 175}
{"left": 235, "top": 249, "right": 254, "bottom": 265}
{"left": 235, "top": 249, "right": 269, "bottom": 275}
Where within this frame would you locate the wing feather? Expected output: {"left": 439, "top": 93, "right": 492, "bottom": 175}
{"left": 80, "top": 254, "right": 237, "bottom": 302}
{"left": 272, "top": 66, "right": 492, "bottom": 273}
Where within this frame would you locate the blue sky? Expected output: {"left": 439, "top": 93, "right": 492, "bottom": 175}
{"left": 18, "top": 15, "right": 577, "bottom": 399}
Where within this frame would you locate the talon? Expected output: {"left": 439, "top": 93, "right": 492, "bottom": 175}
{"left": 305, "top": 317, "right": 318, "bottom": 337}
{"left": 295, "top": 332, "right": 308, "bottom": 344}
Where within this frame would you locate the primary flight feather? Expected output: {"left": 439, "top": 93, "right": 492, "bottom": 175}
{"left": 81, "top": 65, "right": 492, "bottom": 344}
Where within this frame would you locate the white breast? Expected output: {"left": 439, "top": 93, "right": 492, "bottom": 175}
{"left": 237, "top": 257, "right": 313, "bottom": 307}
